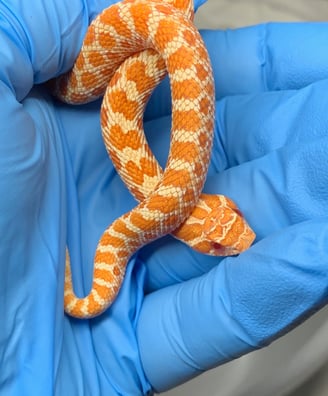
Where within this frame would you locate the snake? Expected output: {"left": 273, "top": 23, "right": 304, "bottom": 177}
{"left": 51, "top": 0, "right": 256, "bottom": 318}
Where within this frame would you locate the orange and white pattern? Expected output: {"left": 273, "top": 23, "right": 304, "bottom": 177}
{"left": 53, "top": 0, "right": 255, "bottom": 318}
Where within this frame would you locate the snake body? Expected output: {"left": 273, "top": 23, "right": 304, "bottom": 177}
{"left": 53, "top": 0, "right": 255, "bottom": 318}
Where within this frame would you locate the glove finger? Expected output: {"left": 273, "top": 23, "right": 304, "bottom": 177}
{"left": 211, "top": 78, "right": 328, "bottom": 172}
{"left": 137, "top": 219, "right": 328, "bottom": 393}
{"left": 203, "top": 23, "right": 328, "bottom": 98}
{"left": 0, "top": 86, "right": 69, "bottom": 394}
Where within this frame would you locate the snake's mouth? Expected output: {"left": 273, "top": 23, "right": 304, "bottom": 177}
{"left": 211, "top": 226, "right": 256, "bottom": 256}
{"left": 211, "top": 243, "right": 243, "bottom": 256}
{"left": 211, "top": 244, "right": 250, "bottom": 257}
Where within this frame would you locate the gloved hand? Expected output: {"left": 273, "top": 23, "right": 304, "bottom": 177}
{"left": 1, "top": 1, "right": 328, "bottom": 395}
{"left": 138, "top": 23, "right": 328, "bottom": 392}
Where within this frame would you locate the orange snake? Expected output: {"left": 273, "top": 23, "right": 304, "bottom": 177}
{"left": 52, "top": 0, "right": 255, "bottom": 318}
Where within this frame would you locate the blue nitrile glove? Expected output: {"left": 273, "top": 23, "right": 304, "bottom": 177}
{"left": 1, "top": 0, "right": 328, "bottom": 394}
{"left": 138, "top": 23, "right": 328, "bottom": 392}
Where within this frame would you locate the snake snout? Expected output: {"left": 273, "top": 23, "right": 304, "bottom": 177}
{"left": 209, "top": 223, "right": 255, "bottom": 256}
{"left": 203, "top": 202, "right": 256, "bottom": 257}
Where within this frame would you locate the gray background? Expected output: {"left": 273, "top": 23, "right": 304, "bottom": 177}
{"left": 194, "top": 0, "right": 328, "bottom": 28}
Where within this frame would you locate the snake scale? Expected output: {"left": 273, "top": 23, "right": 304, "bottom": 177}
{"left": 52, "top": 0, "right": 255, "bottom": 318}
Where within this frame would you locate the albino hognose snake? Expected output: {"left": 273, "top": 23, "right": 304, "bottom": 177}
{"left": 51, "top": 0, "right": 255, "bottom": 318}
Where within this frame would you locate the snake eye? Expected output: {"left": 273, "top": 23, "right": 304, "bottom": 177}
{"left": 233, "top": 208, "right": 244, "bottom": 218}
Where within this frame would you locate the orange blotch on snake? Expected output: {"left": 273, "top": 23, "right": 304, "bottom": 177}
{"left": 125, "top": 160, "right": 148, "bottom": 187}
{"left": 116, "top": 248, "right": 131, "bottom": 258}
{"left": 124, "top": 155, "right": 159, "bottom": 187}
{"left": 171, "top": 0, "right": 193, "bottom": 15}
{"left": 161, "top": 167, "right": 192, "bottom": 188}
{"left": 129, "top": 2, "right": 151, "bottom": 36}
{"left": 87, "top": 293, "right": 104, "bottom": 313}
{"left": 155, "top": 18, "right": 180, "bottom": 49}
{"left": 83, "top": 26, "right": 96, "bottom": 46}
{"left": 193, "top": 159, "right": 206, "bottom": 179}
{"left": 189, "top": 205, "right": 209, "bottom": 220}
{"left": 125, "top": 130, "right": 144, "bottom": 150}
{"left": 130, "top": 211, "right": 158, "bottom": 229}
{"left": 197, "top": 131, "right": 212, "bottom": 154}
{"left": 153, "top": 3, "right": 172, "bottom": 15}
{"left": 126, "top": 60, "right": 157, "bottom": 93}
{"left": 172, "top": 109, "right": 202, "bottom": 132}
{"left": 106, "top": 124, "right": 123, "bottom": 145}
{"left": 108, "top": 90, "right": 139, "bottom": 120}
{"left": 75, "top": 54, "right": 86, "bottom": 70}
{"left": 147, "top": 193, "right": 181, "bottom": 215}
{"left": 113, "top": 219, "right": 139, "bottom": 239}
{"left": 80, "top": 70, "right": 96, "bottom": 89}
{"left": 113, "top": 265, "right": 121, "bottom": 276}
{"left": 64, "top": 293, "right": 75, "bottom": 307}
{"left": 97, "top": 30, "right": 117, "bottom": 51}
{"left": 182, "top": 28, "right": 197, "bottom": 46}
{"left": 167, "top": 46, "right": 195, "bottom": 71}
{"left": 170, "top": 140, "right": 201, "bottom": 164}
{"left": 176, "top": 221, "right": 203, "bottom": 240}
{"left": 95, "top": 250, "right": 117, "bottom": 264}
{"left": 140, "top": 155, "right": 160, "bottom": 177}
{"left": 199, "top": 96, "right": 213, "bottom": 116}
{"left": 171, "top": 79, "right": 202, "bottom": 100}
{"left": 94, "top": 268, "right": 114, "bottom": 283}
{"left": 93, "top": 282, "right": 113, "bottom": 300}
{"left": 110, "top": 125, "right": 142, "bottom": 151}
{"left": 195, "top": 62, "right": 210, "bottom": 82}
{"left": 68, "top": 298, "right": 88, "bottom": 317}
{"left": 88, "top": 52, "right": 108, "bottom": 68}
{"left": 98, "top": 232, "right": 116, "bottom": 246}
{"left": 99, "top": 5, "right": 131, "bottom": 39}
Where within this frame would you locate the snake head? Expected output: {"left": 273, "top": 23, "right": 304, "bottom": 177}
{"left": 177, "top": 194, "right": 256, "bottom": 256}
